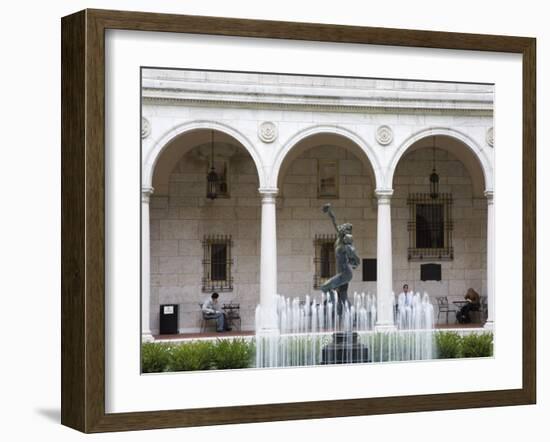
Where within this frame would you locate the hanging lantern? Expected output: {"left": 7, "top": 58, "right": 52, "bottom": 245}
{"left": 429, "top": 168, "right": 439, "bottom": 199}
{"left": 206, "top": 130, "right": 218, "bottom": 200}
{"left": 429, "top": 137, "right": 439, "bottom": 199}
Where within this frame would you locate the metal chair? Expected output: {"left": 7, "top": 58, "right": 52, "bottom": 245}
{"left": 472, "top": 296, "right": 488, "bottom": 324}
{"left": 222, "top": 302, "right": 241, "bottom": 331}
{"left": 436, "top": 296, "right": 457, "bottom": 324}
{"left": 198, "top": 303, "right": 218, "bottom": 332}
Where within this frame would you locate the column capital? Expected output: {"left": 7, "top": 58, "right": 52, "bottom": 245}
{"left": 259, "top": 187, "right": 278, "bottom": 203}
{"left": 141, "top": 186, "right": 154, "bottom": 203}
{"left": 258, "top": 187, "right": 278, "bottom": 196}
{"left": 375, "top": 188, "right": 393, "bottom": 203}
{"left": 484, "top": 189, "right": 494, "bottom": 203}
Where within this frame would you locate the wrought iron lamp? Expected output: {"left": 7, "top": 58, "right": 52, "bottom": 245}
{"left": 429, "top": 136, "right": 439, "bottom": 199}
{"left": 206, "top": 130, "right": 218, "bottom": 200}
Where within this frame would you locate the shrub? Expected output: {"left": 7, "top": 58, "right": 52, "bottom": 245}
{"left": 435, "top": 332, "right": 462, "bottom": 359}
{"left": 461, "top": 333, "right": 493, "bottom": 358}
{"left": 141, "top": 343, "right": 171, "bottom": 373}
{"left": 168, "top": 341, "right": 214, "bottom": 371}
{"left": 211, "top": 338, "right": 254, "bottom": 369}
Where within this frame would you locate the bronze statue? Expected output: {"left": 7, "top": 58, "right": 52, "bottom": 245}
{"left": 320, "top": 203, "right": 360, "bottom": 313}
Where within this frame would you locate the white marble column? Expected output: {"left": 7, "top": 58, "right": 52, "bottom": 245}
{"left": 375, "top": 189, "right": 397, "bottom": 331}
{"left": 258, "top": 187, "right": 279, "bottom": 333}
{"left": 484, "top": 190, "right": 495, "bottom": 330}
{"left": 142, "top": 186, "right": 154, "bottom": 342}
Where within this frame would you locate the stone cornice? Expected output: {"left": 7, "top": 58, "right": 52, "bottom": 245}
{"left": 142, "top": 87, "right": 494, "bottom": 116}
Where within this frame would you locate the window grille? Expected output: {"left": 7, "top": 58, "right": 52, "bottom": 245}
{"left": 313, "top": 234, "right": 337, "bottom": 289}
{"left": 202, "top": 235, "right": 233, "bottom": 292}
{"left": 407, "top": 193, "right": 453, "bottom": 261}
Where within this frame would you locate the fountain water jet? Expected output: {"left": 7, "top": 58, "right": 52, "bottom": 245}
{"left": 255, "top": 291, "right": 436, "bottom": 368}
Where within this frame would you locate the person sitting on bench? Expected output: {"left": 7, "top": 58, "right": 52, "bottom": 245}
{"left": 202, "top": 292, "right": 232, "bottom": 332}
{"left": 456, "top": 288, "right": 480, "bottom": 324}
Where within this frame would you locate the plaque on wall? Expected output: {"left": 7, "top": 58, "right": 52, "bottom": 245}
{"left": 420, "top": 263, "right": 442, "bottom": 281}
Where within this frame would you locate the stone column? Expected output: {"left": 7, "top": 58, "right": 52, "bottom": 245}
{"left": 375, "top": 189, "right": 397, "bottom": 331}
{"left": 258, "top": 187, "right": 279, "bottom": 332}
{"left": 484, "top": 190, "right": 495, "bottom": 330}
{"left": 142, "top": 186, "right": 154, "bottom": 342}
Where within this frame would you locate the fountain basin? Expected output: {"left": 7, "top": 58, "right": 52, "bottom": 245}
{"left": 321, "top": 332, "right": 370, "bottom": 364}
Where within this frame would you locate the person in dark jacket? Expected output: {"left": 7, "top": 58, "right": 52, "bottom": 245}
{"left": 456, "top": 288, "right": 480, "bottom": 324}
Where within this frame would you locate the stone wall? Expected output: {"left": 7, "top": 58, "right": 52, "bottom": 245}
{"left": 149, "top": 147, "right": 261, "bottom": 333}
{"left": 277, "top": 145, "right": 377, "bottom": 297}
{"left": 150, "top": 145, "right": 486, "bottom": 333}
{"left": 392, "top": 148, "right": 487, "bottom": 320}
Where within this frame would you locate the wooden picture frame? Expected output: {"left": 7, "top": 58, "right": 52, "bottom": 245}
{"left": 61, "top": 8, "right": 536, "bottom": 433}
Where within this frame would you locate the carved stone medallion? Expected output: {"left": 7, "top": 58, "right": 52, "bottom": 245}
{"left": 376, "top": 125, "right": 393, "bottom": 146}
{"left": 486, "top": 127, "right": 494, "bottom": 147}
{"left": 258, "top": 121, "right": 277, "bottom": 143}
{"left": 141, "top": 117, "right": 151, "bottom": 139}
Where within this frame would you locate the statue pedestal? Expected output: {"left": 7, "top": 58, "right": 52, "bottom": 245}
{"left": 320, "top": 332, "right": 369, "bottom": 364}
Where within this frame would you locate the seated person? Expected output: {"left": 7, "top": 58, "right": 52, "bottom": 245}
{"left": 456, "top": 288, "right": 481, "bottom": 324}
{"left": 202, "top": 292, "right": 232, "bottom": 332}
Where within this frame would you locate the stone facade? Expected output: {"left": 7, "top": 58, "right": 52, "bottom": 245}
{"left": 392, "top": 148, "right": 486, "bottom": 307}
{"left": 277, "top": 145, "right": 377, "bottom": 298}
{"left": 141, "top": 68, "right": 495, "bottom": 336}
{"left": 150, "top": 143, "right": 486, "bottom": 332}
{"left": 150, "top": 148, "right": 261, "bottom": 332}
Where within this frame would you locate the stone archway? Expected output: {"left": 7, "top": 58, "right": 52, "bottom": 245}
{"left": 390, "top": 131, "right": 493, "bottom": 329}
{"left": 272, "top": 125, "right": 383, "bottom": 190}
{"left": 143, "top": 120, "right": 267, "bottom": 190}
{"left": 142, "top": 125, "right": 265, "bottom": 336}
{"left": 388, "top": 127, "right": 492, "bottom": 193}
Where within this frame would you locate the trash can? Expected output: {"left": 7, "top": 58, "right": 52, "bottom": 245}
{"left": 159, "top": 304, "right": 179, "bottom": 335}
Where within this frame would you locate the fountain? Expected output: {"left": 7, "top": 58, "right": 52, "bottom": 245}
{"left": 254, "top": 204, "right": 437, "bottom": 368}
{"left": 255, "top": 289, "right": 435, "bottom": 367}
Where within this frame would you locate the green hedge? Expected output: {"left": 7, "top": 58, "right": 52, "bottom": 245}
{"left": 169, "top": 340, "right": 215, "bottom": 371}
{"left": 211, "top": 338, "right": 255, "bottom": 369}
{"left": 143, "top": 332, "right": 493, "bottom": 373}
{"left": 142, "top": 342, "right": 172, "bottom": 373}
{"left": 435, "top": 332, "right": 463, "bottom": 359}
{"left": 435, "top": 332, "right": 493, "bottom": 359}
{"left": 461, "top": 333, "right": 493, "bottom": 357}
{"left": 141, "top": 339, "right": 254, "bottom": 373}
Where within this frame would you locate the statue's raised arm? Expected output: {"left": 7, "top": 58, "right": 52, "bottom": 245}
{"left": 322, "top": 203, "right": 339, "bottom": 233}
{"left": 319, "top": 204, "right": 361, "bottom": 315}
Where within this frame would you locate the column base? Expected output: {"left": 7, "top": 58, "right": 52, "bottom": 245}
{"left": 141, "top": 332, "right": 155, "bottom": 343}
{"left": 374, "top": 323, "right": 397, "bottom": 333}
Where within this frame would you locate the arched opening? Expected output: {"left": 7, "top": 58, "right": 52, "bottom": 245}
{"left": 391, "top": 135, "right": 488, "bottom": 323}
{"left": 275, "top": 132, "right": 378, "bottom": 298}
{"left": 148, "top": 129, "right": 262, "bottom": 334}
